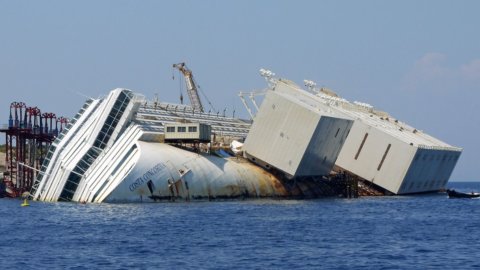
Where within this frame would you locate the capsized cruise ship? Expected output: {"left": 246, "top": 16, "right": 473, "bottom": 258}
{"left": 30, "top": 65, "right": 462, "bottom": 202}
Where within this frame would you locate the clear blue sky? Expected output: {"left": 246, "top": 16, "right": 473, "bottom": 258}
{"left": 1, "top": 1, "right": 479, "bottom": 181}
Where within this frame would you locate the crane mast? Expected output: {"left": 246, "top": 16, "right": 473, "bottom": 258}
{"left": 172, "top": 62, "right": 204, "bottom": 113}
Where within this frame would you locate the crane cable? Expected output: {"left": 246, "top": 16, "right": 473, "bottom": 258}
{"left": 172, "top": 67, "right": 184, "bottom": 105}
{"left": 193, "top": 77, "right": 216, "bottom": 113}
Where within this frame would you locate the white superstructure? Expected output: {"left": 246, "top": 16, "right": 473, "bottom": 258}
{"left": 303, "top": 81, "right": 462, "bottom": 194}
{"left": 31, "top": 89, "right": 142, "bottom": 201}
{"left": 243, "top": 80, "right": 353, "bottom": 178}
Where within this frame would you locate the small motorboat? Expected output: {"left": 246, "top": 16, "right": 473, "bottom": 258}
{"left": 446, "top": 189, "right": 480, "bottom": 199}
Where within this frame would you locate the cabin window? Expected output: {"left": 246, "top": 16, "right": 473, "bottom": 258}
{"left": 188, "top": 126, "right": 197, "bottom": 132}
{"left": 166, "top": 127, "right": 175, "bottom": 132}
{"left": 377, "top": 144, "right": 391, "bottom": 171}
{"left": 354, "top": 133, "right": 368, "bottom": 160}
{"left": 177, "top": 126, "right": 186, "bottom": 132}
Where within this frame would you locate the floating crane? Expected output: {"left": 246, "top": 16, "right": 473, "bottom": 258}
{"left": 172, "top": 62, "right": 204, "bottom": 113}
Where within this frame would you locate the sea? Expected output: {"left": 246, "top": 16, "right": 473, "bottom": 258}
{"left": 1, "top": 181, "right": 479, "bottom": 270}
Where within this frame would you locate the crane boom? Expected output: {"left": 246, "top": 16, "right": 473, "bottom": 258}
{"left": 172, "top": 62, "right": 204, "bottom": 112}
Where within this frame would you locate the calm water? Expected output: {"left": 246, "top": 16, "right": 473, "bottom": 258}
{"left": 1, "top": 182, "right": 479, "bottom": 270}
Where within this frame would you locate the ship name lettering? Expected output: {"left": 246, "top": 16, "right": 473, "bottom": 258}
{"left": 129, "top": 163, "right": 166, "bottom": 192}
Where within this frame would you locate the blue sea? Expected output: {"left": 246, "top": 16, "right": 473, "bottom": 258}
{"left": 1, "top": 182, "right": 479, "bottom": 270}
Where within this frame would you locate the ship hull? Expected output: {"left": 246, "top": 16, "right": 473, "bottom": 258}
{"left": 101, "top": 142, "right": 289, "bottom": 203}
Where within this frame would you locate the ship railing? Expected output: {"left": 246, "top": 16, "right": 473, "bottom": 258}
{"left": 135, "top": 111, "right": 252, "bottom": 130}
{"left": 134, "top": 113, "right": 251, "bottom": 129}
{"left": 138, "top": 103, "right": 251, "bottom": 124}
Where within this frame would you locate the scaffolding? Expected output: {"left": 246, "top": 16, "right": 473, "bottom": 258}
{"left": 0, "top": 101, "right": 67, "bottom": 197}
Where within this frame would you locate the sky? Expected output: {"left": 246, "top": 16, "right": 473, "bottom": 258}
{"left": 0, "top": 1, "right": 479, "bottom": 181}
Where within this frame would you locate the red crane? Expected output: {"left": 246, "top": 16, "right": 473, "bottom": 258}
{"left": 1, "top": 102, "right": 67, "bottom": 198}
